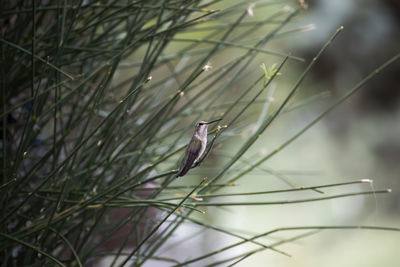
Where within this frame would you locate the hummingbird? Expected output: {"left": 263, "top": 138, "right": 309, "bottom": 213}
{"left": 176, "top": 119, "right": 222, "bottom": 177}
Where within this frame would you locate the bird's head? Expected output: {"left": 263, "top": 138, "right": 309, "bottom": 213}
{"left": 195, "top": 119, "right": 222, "bottom": 136}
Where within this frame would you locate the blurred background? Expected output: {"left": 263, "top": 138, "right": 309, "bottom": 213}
{"left": 140, "top": 0, "right": 400, "bottom": 266}
{"left": 2, "top": 0, "right": 399, "bottom": 266}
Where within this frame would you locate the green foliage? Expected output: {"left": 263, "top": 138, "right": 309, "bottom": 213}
{"left": 0, "top": 1, "right": 399, "bottom": 266}
{"left": 260, "top": 63, "right": 281, "bottom": 87}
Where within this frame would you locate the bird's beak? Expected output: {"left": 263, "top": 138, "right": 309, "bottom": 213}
{"left": 205, "top": 119, "right": 222, "bottom": 125}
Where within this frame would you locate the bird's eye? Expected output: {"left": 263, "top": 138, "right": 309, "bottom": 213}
{"left": 198, "top": 123, "right": 203, "bottom": 126}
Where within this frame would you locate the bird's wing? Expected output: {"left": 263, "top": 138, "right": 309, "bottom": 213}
{"left": 177, "top": 137, "right": 202, "bottom": 177}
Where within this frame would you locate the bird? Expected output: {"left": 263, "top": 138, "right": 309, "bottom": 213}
{"left": 176, "top": 119, "right": 222, "bottom": 177}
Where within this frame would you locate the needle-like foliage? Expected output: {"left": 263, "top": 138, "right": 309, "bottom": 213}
{"left": 1, "top": 1, "right": 399, "bottom": 266}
